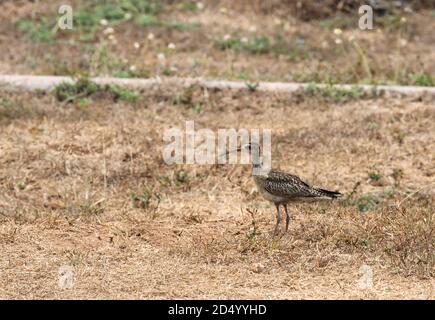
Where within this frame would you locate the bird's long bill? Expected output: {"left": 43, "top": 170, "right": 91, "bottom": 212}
{"left": 218, "top": 147, "right": 242, "bottom": 164}
{"left": 225, "top": 147, "right": 242, "bottom": 155}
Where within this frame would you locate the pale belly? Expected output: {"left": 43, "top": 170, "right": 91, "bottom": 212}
{"left": 257, "top": 187, "right": 289, "bottom": 204}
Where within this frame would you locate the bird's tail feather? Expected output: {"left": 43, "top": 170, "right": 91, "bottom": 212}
{"left": 315, "top": 188, "right": 342, "bottom": 199}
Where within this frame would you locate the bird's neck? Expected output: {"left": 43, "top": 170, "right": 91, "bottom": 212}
{"left": 251, "top": 150, "right": 268, "bottom": 176}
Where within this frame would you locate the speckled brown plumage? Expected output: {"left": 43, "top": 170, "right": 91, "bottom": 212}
{"left": 254, "top": 170, "right": 342, "bottom": 203}
{"left": 236, "top": 143, "right": 342, "bottom": 235}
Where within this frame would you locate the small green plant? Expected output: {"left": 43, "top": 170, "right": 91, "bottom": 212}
{"left": 177, "top": 2, "right": 199, "bottom": 12}
{"left": 377, "top": 14, "right": 405, "bottom": 32}
{"left": 131, "top": 192, "right": 151, "bottom": 209}
{"left": 409, "top": 73, "right": 435, "bottom": 87}
{"left": 54, "top": 78, "right": 139, "bottom": 104}
{"left": 367, "top": 122, "right": 379, "bottom": 131}
{"left": 244, "top": 36, "right": 271, "bottom": 54}
{"left": 356, "top": 194, "right": 381, "bottom": 213}
{"left": 304, "top": 84, "right": 366, "bottom": 102}
{"left": 17, "top": 181, "right": 27, "bottom": 191}
{"left": 216, "top": 36, "right": 271, "bottom": 54}
{"left": 216, "top": 37, "right": 242, "bottom": 51}
{"left": 173, "top": 86, "right": 195, "bottom": 106}
{"left": 175, "top": 170, "right": 188, "bottom": 186}
{"left": 78, "top": 97, "right": 93, "bottom": 109}
{"left": 108, "top": 85, "right": 139, "bottom": 103}
{"left": 136, "top": 14, "right": 160, "bottom": 26}
{"left": 192, "top": 103, "right": 203, "bottom": 114}
{"left": 72, "top": 0, "right": 162, "bottom": 37}
{"left": 319, "top": 16, "right": 352, "bottom": 30}
{"left": 0, "top": 97, "right": 23, "bottom": 121}
{"left": 245, "top": 81, "right": 259, "bottom": 92}
{"left": 55, "top": 78, "right": 100, "bottom": 103}
{"left": 166, "top": 21, "right": 201, "bottom": 32}
{"left": 17, "top": 18, "right": 55, "bottom": 43}
{"left": 368, "top": 172, "right": 382, "bottom": 181}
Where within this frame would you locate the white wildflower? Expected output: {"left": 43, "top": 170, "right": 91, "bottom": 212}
{"left": 334, "top": 28, "right": 343, "bottom": 36}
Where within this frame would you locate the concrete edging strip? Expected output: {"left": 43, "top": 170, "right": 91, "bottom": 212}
{"left": 0, "top": 74, "right": 434, "bottom": 95}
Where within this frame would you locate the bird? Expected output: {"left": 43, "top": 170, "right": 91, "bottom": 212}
{"left": 227, "top": 143, "right": 342, "bottom": 235}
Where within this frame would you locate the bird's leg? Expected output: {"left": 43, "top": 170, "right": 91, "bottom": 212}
{"left": 284, "top": 204, "right": 291, "bottom": 233}
{"left": 274, "top": 204, "right": 281, "bottom": 235}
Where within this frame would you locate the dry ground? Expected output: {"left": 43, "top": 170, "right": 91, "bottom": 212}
{"left": 0, "top": 86, "right": 433, "bottom": 299}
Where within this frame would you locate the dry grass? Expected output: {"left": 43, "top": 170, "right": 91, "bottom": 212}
{"left": 0, "top": 85, "right": 433, "bottom": 299}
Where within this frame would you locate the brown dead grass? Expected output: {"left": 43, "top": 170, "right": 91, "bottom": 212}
{"left": 0, "top": 85, "right": 433, "bottom": 299}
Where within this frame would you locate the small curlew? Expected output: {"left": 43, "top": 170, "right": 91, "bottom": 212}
{"left": 228, "top": 143, "right": 342, "bottom": 235}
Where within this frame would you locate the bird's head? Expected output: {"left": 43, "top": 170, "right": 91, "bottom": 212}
{"left": 234, "top": 142, "right": 261, "bottom": 153}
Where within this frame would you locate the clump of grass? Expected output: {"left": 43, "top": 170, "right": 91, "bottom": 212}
{"left": 54, "top": 78, "right": 139, "bottom": 104}
{"left": 75, "top": 0, "right": 162, "bottom": 31}
{"left": 76, "top": 198, "right": 105, "bottom": 216}
{"left": 173, "top": 86, "right": 196, "bottom": 106}
{"left": 245, "top": 81, "right": 259, "bottom": 92}
{"left": 376, "top": 14, "right": 407, "bottom": 32}
{"left": 216, "top": 36, "right": 272, "bottom": 54}
{"left": 16, "top": 18, "right": 55, "bottom": 43}
{"left": 304, "top": 84, "right": 367, "bottom": 102}
{"left": 108, "top": 84, "right": 139, "bottom": 103}
{"left": 166, "top": 21, "right": 201, "bottom": 32}
{"left": 113, "top": 68, "right": 150, "bottom": 79}
{"left": 368, "top": 172, "right": 382, "bottom": 181}
{"left": 192, "top": 103, "right": 203, "bottom": 114}
{"left": 409, "top": 73, "right": 435, "bottom": 86}
{"left": 175, "top": 170, "right": 189, "bottom": 186}
{"left": 244, "top": 36, "right": 271, "bottom": 54}
{"left": 54, "top": 78, "right": 100, "bottom": 103}
{"left": 0, "top": 97, "right": 23, "bottom": 122}
{"left": 177, "top": 2, "right": 199, "bottom": 12}
{"left": 356, "top": 194, "right": 381, "bottom": 213}
{"left": 131, "top": 192, "right": 151, "bottom": 209}
{"left": 135, "top": 14, "right": 160, "bottom": 26}
{"left": 135, "top": 15, "right": 201, "bottom": 32}
{"left": 319, "top": 16, "right": 352, "bottom": 30}
{"left": 216, "top": 37, "right": 243, "bottom": 51}
{"left": 18, "top": 0, "right": 163, "bottom": 43}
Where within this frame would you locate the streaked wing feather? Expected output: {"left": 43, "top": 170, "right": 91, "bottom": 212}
{"left": 263, "top": 170, "right": 316, "bottom": 197}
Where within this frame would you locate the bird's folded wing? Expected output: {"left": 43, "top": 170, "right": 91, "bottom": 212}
{"left": 263, "top": 170, "right": 317, "bottom": 197}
